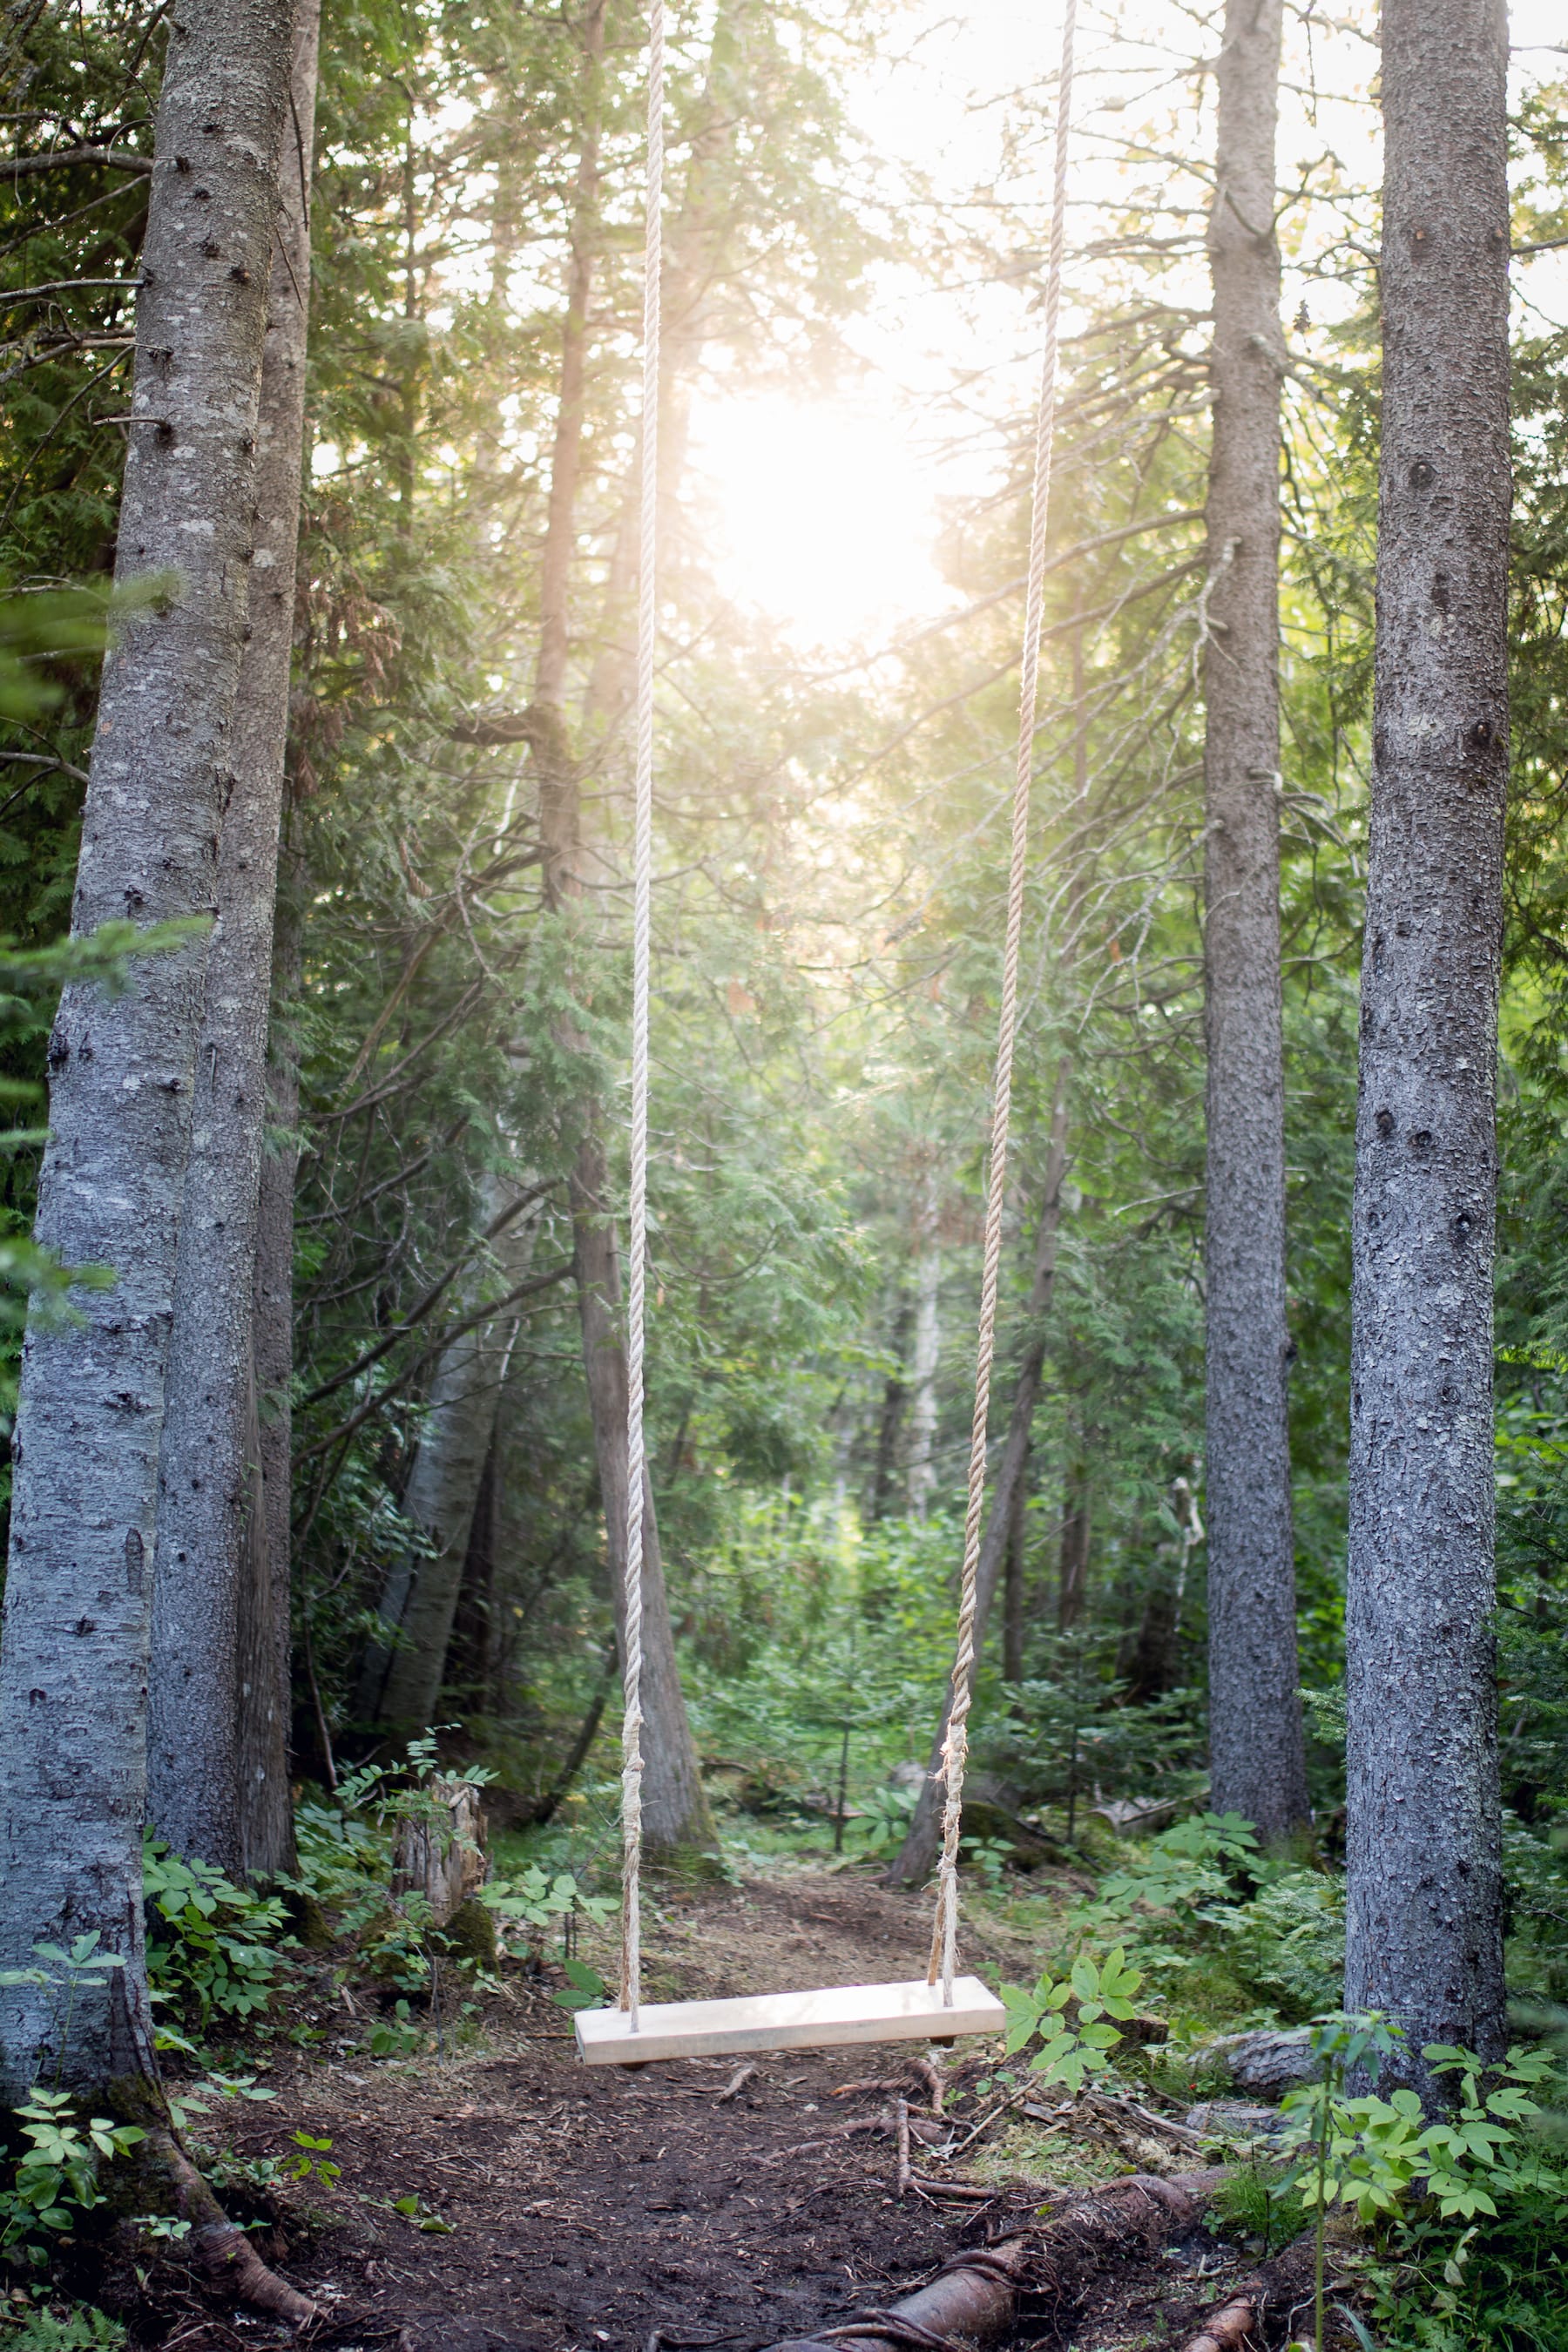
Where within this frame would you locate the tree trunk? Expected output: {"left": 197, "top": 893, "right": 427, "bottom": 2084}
{"left": 1002, "top": 1471, "right": 1027, "bottom": 1686}
{"left": 247, "top": 828, "right": 305, "bottom": 1876}
{"left": 571, "top": 1134, "right": 716, "bottom": 1855}
{"left": 357, "top": 1187, "right": 538, "bottom": 1735}
{"left": 868, "top": 1296, "right": 910, "bottom": 1522}
{"left": 1201, "top": 0, "right": 1309, "bottom": 1844}
{"left": 905, "top": 1182, "right": 941, "bottom": 1519}
{"left": 147, "top": 0, "right": 321, "bottom": 1878}
{"left": 1119, "top": 1580, "right": 1178, "bottom": 1705}
{"left": 887, "top": 1062, "right": 1071, "bottom": 1888}
{"left": 1058, "top": 1461, "right": 1092, "bottom": 1630}
{"left": 1344, "top": 0, "right": 1511, "bottom": 2093}
{"left": 0, "top": 0, "right": 294, "bottom": 2101}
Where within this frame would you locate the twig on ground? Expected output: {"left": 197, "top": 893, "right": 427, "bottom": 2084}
{"left": 1085, "top": 2088, "right": 1205, "bottom": 2149}
{"left": 905, "top": 2173, "right": 995, "bottom": 2202}
{"left": 717, "top": 2064, "right": 757, "bottom": 2103}
{"left": 896, "top": 2097, "right": 911, "bottom": 2201}
{"left": 950, "top": 2081, "right": 1048, "bottom": 2156}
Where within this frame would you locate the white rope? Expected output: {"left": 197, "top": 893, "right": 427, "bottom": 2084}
{"left": 929, "top": 0, "right": 1078, "bottom": 2004}
{"left": 620, "top": 0, "right": 664, "bottom": 2031}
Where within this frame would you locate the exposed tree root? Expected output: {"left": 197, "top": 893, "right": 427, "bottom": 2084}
{"left": 1174, "top": 2234, "right": 1322, "bottom": 2352}
{"left": 762, "top": 2168, "right": 1226, "bottom": 2352}
{"left": 1179, "top": 2286, "right": 1262, "bottom": 2351}
{"left": 107, "top": 2090, "right": 317, "bottom": 2329}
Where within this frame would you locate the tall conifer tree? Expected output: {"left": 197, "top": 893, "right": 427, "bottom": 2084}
{"left": 147, "top": 0, "right": 321, "bottom": 1881}
{"left": 1202, "top": 0, "right": 1309, "bottom": 1841}
{"left": 1344, "top": 0, "right": 1511, "bottom": 2091}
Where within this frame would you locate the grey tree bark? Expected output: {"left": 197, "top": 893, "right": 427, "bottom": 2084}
{"left": 1343, "top": 0, "right": 1511, "bottom": 2093}
{"left": 1201, "top": 0, "right": 1309, "bottom": 1843}
{"left": 0, "top": 0, "right": 294, "bottom": 2099}
{"left": 887, "top": 1062, "right": 1071, "bottom": 1888}
{"left": 357, "top": 1186, "right": 539, "bottom": 1735}
{"left": 148, "top": 0, "right": 321, "bottom": 1879}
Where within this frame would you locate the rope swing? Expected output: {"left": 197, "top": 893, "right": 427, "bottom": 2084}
{"left": 580, "top": 0, "right": 1078, "bottom": 2066}
{"left": 929, "top": 0, "right": 1078, "bottom": 2009}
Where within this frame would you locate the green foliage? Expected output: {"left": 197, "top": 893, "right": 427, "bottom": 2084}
{"left": 1280, "top": 2033, "right": 1563, "bottom": 2229}
{"left": 0, "top": 2306, "right": 127, "bottom": 2349}
{"left": 999, "top": 1947, "right": 1144, "bottom": 2093}
{"left": 1207, "top": 2158, "right": 1308, "bottom": 2261}
{"left": 1360, "top": 2192, "right": 1568, "bottom": 2352}
{"left": 1218, "top": 1872, "right": 1348, "bottom": 2023}
{"left": 551, "top": 1957, "right": 610, "bottom": 2016}
{"left": 1059, "top": 1814, "right": 1351, "bottom": 2025}
{"left": 1269, "top": 2014, "right": 1568, "bottom": 2352}
{"left": 365, "top": 2001, "right": 421, "bottom": 2060}
{"left": 476, "top": 1866, "right": 614, "bottom": 1957}
{"left": 141, "top": 1837, "right": 290, "bottom": 2027}
{"left": 855, "top": 1785, "right": 918, "bottom": 1856}
{"left": 0, "top": 2091, "right": 142, "bottom": 2271}
{"left": 280, "top": 2132, "right": 341, "bottom": 2192}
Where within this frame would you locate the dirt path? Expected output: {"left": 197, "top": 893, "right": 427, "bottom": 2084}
{"left": 143, "top": 1869, "right": 1246, "bottom": 2351}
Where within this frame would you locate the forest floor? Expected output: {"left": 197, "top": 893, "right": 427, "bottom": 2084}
{"left": 134, "top": 1862, "right": 1281, "bottom": 2352}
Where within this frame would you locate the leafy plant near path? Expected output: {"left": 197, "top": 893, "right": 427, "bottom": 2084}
{"left": 999, "top": 1949, "right": 1145, "bottom": 2093}
{"left": 142, "top": 1837, "right": 291, "bottom": 2027}
{"left": 0, "top": 2091, "right": 144, "bottom": 2271}
{"left": 0, "top": 2303, "right": 127, "bottom": 2349}
{"left": 477, "top": 1865, "right": 615, "bottom": 1963}
{"left": 1220, "top": 2013, "right": 1568, "bottom": 2352}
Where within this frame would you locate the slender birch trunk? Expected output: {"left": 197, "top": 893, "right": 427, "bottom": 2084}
{"left": 1344, "top": 0, "right": 1511, "bottom": 2092}
{"left": 147, "top": 0, "right": 321, "bottom": 1878}
{"left": 887, "top": 1061, "right": 1071, "bottom": 1887}
{"left": 0, "top": 0, "right": 294, "bottom": 2100}
{"left": 358, "top": 1187, "right": 539, "bottom": 1734}
{"left": 1201, "top": 0, "right": 1309, "bottom": 1843}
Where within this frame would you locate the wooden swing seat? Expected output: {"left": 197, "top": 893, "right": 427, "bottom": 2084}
{"left": 574, "top": 1973, "right": 1005, "bottom": 2065}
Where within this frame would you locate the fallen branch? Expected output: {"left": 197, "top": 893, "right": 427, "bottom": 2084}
{"left": 829, "top": 2060, "right": 943, "bottom": 2113}
{"left": 717, "top": 2065, "right": 756, "bottom": 2104}
{"left": 895, "top": 2098, "right": 911, "bottom": 2200}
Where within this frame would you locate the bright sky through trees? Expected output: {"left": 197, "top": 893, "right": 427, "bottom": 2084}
{"left": 691, "top": 0, "right": 1568, "bottom": 650}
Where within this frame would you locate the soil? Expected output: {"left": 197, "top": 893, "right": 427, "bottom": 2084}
{"left": 128, "top": 1866, "right": 1341, "bottom": 2352}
